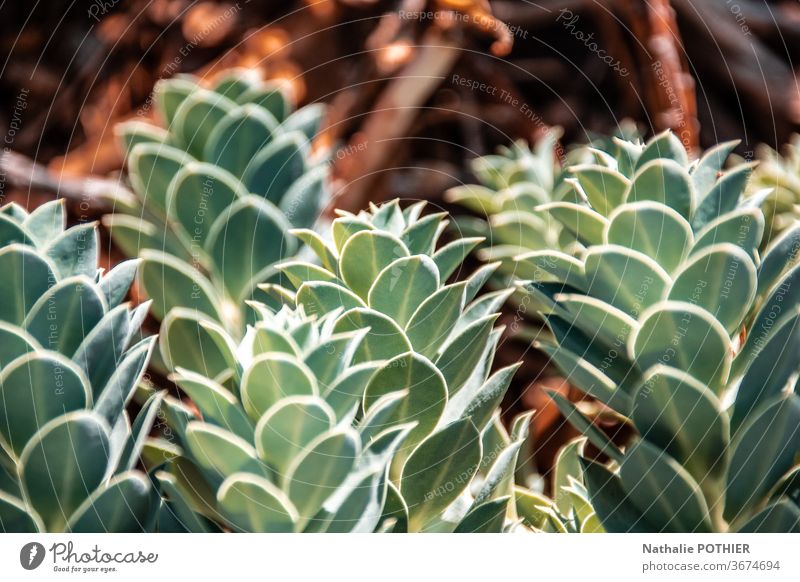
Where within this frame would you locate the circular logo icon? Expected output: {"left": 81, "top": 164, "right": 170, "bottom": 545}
{"left": 20, "top": 542, "right": 45, "bottom": 570}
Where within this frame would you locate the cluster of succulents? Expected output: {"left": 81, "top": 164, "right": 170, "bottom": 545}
{"left": 152, "top": 200, "right": 541, "bottom": 532}
{"left": 519, "top": 131, "right": 800, "bottom": 532}
{"left": 0, "top": 201, "right": 160, "bottom": 532}
{"left": 107, "top": 70, "right": 328, "bottom": 345}
{"left": 5, "top": 63, "right": 800, "bottom": 534}
{"left": 748, "top": 135, "right": 800, "bottom": 246}
{"left": 445, "top": 133, "right": 575, "bottom": 282}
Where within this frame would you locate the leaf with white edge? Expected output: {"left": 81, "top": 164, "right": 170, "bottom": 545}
{"left": 67, "top": 471, "right": 156, "bottom": 533}
{"left": 331, "top": 215, "right": 374, "bottom": 253}
{"left": 580, "top": 458, "right": 653, "bottom": 533}
{"left": 619, "top": 440, "right": 712, "bottom": 532}
{"left": 128, "top": 143, "right": 194, "bottom": 214}
{"left": 632, "top": 301, "right": 731, "bottom": 394}
{"left": 401, "top": 213, "right": 447, "bottom": 255}
{"left": 570, "top": 165, "right": 629, "bottom": 216}
{"left": 241, "top": 353, "right": 317, "bottom": 421}
{"left": 172, "top": 370, "right": 253, "bottom": 442}
{"left": 296, "top": 281, "right": 365, "bottom": 317}
{"left": 405, "top": 282, "right": 466, "bottom": 358}
{"left": 632, "top": 366, "right": 727, "bottom": 483}
{"left": 24, "top": 276, "right": 106, "bottom": 356}
{"left": 154, "top": 77, "right": 198, "bottom": 127}
{"left": 400, "top": 418, "right": 481, "bottom": 532}
{"left": 636, "top": 131, "right": 689, "bottom": 168}
{"left": 357, "top": 392, "right": 409, "bottom": 444}
{"left": 279, "top": 165, "right": 328, "bottom": 230}
{"left": 255, "top": 396, "right": 334, "bottom": 477}
{"left": 432, "top": 237, "right": 482, "bottom": 281}
{"left": 454, "top": 497, "right": 508, "bottom": 533}
{"left": 339, "top": 230, "right": 409, "bottom": 300}
{"left": 692, "top": 208, "right": 763, "bottom": 260}
{"left": 757, "top": 224, "right": 800, "bottom": 297}
{"left": 94, "top": 336, "right": 155, "bottom": 427}
{"left": 103, "top": 215, "right": 174, "bottom": 260}
{"left": 333, "top": 308, "right": 410, "bottom": 363}
{"left": 304, "top": 330, "right": 364, "bottom": 391}
{"left": 0, "top": 245, "right": 55, "bottom": 325}
{"left": 172, "top": 89, "right": 236, "bottom": 158}
{"left": 205, "top": 104, "right": 278, "bottom": 176}
{"left": 606, "top": 202, "right": 692, "bottom": 274}
{"left": 668, "top": 244, "right": 756, "bottom": 334}
{"left": 514, "top": 250, "right": 585, "bottom": 288}
{"left": 20, "top": 411, "right": 111, "bottom": 532}
{"left": 24, "top": 200, "right": 65, "bottom": 245}
{"left": 725, "top": 394, "right": 800, "bottom": 523}
{"left": 248, "top": 323, "right": 301, "bottom": 359}
{"left": 0, "top": 491, "right": 42, "bottom": 532}
{"left": 737, "top": 499, "right": 800, "bottom": 533}
{"left": 692, "top": 163, "right": 756, "bottom": 231}
{"left": 160, "top": 309, "right": 233, "bottom": 379}
{"left": 217, "top": 472, "right": 298, "bottom": 532}
{"left": 734, "top": 312, "right": 800, "bottom": 432}
{"left": 626, "top": 159, "right": 694, "bottom": 218}
{"left": 443, "top": 363, "right": 519, "bottom": 430}
{"left": 290, "top": 228, "right": 337, "bottom": 272}
{"left": 363, "top": 352, "right": 448, "bottom": 447}
{"left": 473, "top": 437, "right": 524, "bottom": 508}
{"left": 166, "top": 162, "right": 246, "bottom": 248}
{"left": 278, "top": 262, "right": 341, "bottom": 289}
{"left": 538, "top": 201, "right": 607, "bottom": 246}
{"left": 0, "top": 323, "right": 40, "bottom": 368}
{"left": 445, "top": 185, "right": 501, "bottom": 216}
{"left": 280, "top": 103, "right": 325, "bottom": 141}
{"left": 212, "top": 71, "right": 258, "bottom": 101}
{"left": 368, "top": 255, "right": 440, "bottom": 327}
{"left": 583, "top": 245, "right": 670, "bottom": 318}
{"left": 0, "top": 213, "right": 32, "bottom": 247}
{"left": 237, "top": 83, "right": 290, "bottom": 121}
{"left": 537, "top": 343, "right": 630, "bottom": 414}
{"left": 555, "top": 293, "right": 638, "bottom": 348}
{"left": 44, "top": 223, "right": 98, "bottom": 279}
{"left": 691, "top": 140, "right": 738, "bottom": 199}
{"left": 140, "top": 250, "right": 223, "bottom": 322}
{"left": 0, "top": 353, "right": 90, "bottom": 455}
{"left": 243, "top": 132, "right": 308, "bottom": 204}
{"left": 205, "top": 196, "right": 296, "bottom": 301}
{"left": 323, "top": 362, "right": 380, "bottom": 418}
{"left": 550, "top": 392, "right": 623, "bottom": 463}
{"left": 98, "top": 259, "right": 139, "bottom": 308}
{"left": 286, "top": 429, "right": 359, "bottom": 527}
{"left": 118, "top": 391, "right": 164, "bottom": 474}
{"left": 183, "top": 422, "right": 266, "bottom": 489}
{"left": 317, "top": 425, "right": 413, "bottom": 533}
{"left": 544, "top": 313, "right": 637, "bottom": 390}
{"left": 735, "top": 262, "right": 800, "bottom": 378}
{"left": 436, "top": 314, "right": 498, "bottom": 396}
{"left": 553, "top": 437, "right": 584, "bottom": 515}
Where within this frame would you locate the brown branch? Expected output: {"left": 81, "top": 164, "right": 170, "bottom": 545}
{"left": 329, "top": 26, "right": 462, "bottom": 214}
{"left": 621, "top": 0, "right": 699, "bottom": 152}
{"left": 0, "top": 150, "right": 133, "bottom": 212}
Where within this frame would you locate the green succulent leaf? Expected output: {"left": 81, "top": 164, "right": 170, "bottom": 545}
{"left": 20, "top": 411, "right": 111, "bottom": 532}
{"left": 400, "top": 418, "right": 482, "bottom": 532}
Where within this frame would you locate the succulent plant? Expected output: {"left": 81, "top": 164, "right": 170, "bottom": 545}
{"left": 445, "top": 134, "right": 574, "bottom": 282}
{"left": 107, "top": 69, "right": 329, "bottom": 341}
{"left": 0, "top": 200, "right": 160, "bottom": 532}
{"left": 748, "top": 135, "right": 800, "bottom": 246}
{"left": 522, "top": 130, "right": 800, "bottom": 532}
{"left": 152, "top": 199, "right": 545, "bottom": 532}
